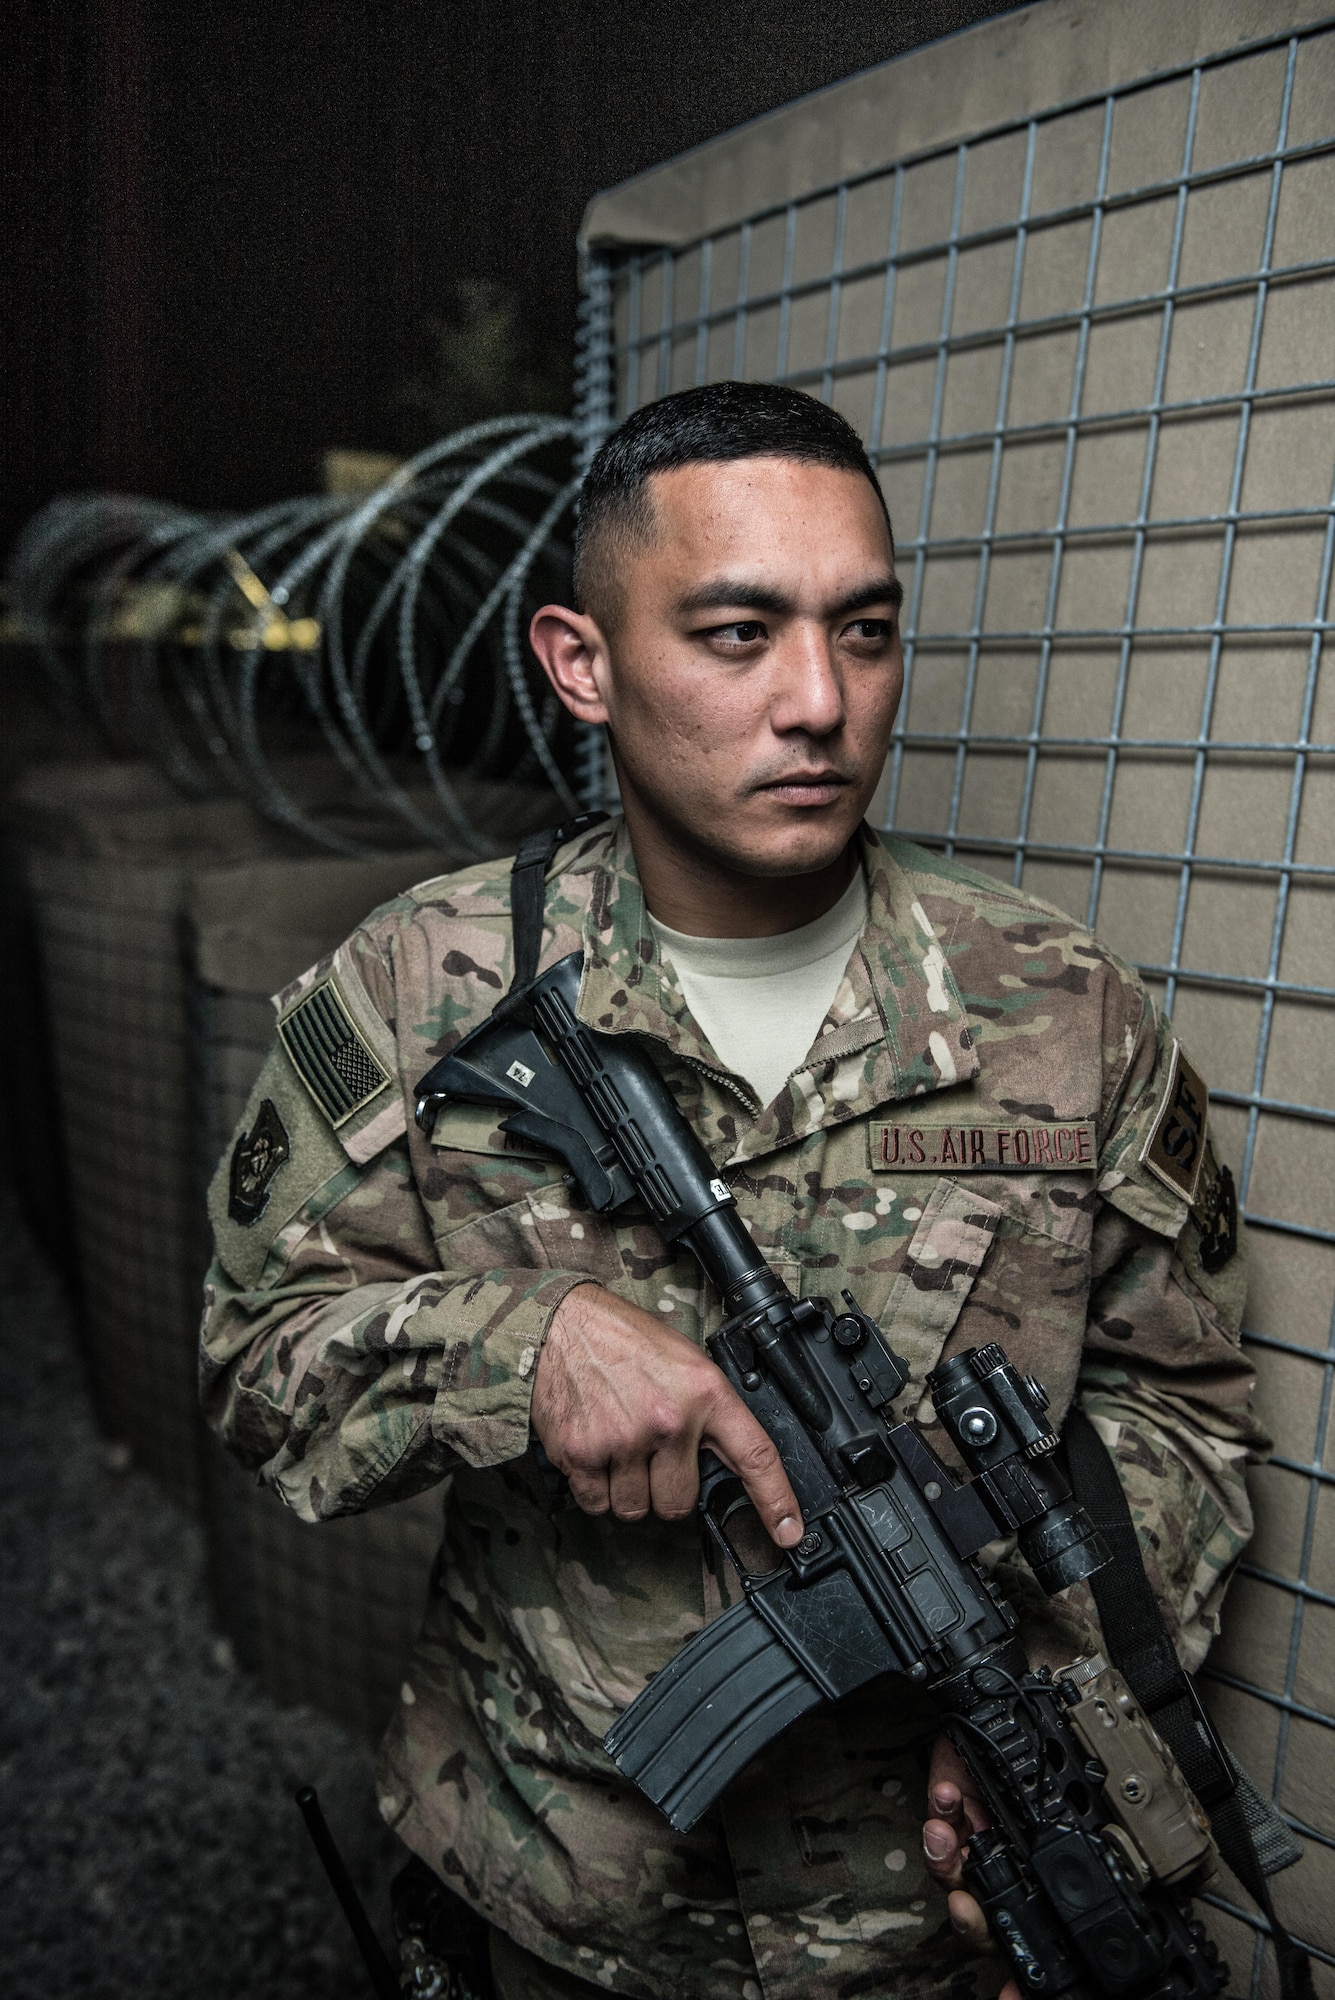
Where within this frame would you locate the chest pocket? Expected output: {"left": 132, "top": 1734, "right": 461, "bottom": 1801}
{"left": 878, "top": 1178, "right": 1004, "bottom": 1423}
{"left": 885, "top": 1175, "right": 1100, "bottom": 1447}
{"left": 426, "top": 1100, "right": 627, "bottom": 1282}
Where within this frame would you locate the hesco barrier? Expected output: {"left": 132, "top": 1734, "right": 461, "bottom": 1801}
{"left": 10, "top": 757, "right": 555, "bottom": 1505}
{"left": 576, "top": 3, "right": 1335, "bottom": 1987}
{"left": 186, "top": 790, "right": 559, "bottom": 1736}
{"left": 10, "top": 761, "right": 308, "bottom": 1509}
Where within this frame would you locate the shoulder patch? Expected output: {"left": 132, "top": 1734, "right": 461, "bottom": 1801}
{"left": 208, "top": 1039, "right": 354, "bottom": 1290}
{"left": 228, "top": 1098, "right": 290, "bottom": 1224}
{"left": 1191, "top": 1142, "right": 1239, "bottom": 1274}
{"left": 278, "top": 977, "right": 391, "bottom": 1128}
{"left": 1140, "top": 1041, "right": 1208, "bottom": 1203}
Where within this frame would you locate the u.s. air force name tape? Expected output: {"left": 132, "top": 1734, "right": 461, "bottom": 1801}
{"left": 872, "top": 1120, "right": 1096, "bottom": 1172}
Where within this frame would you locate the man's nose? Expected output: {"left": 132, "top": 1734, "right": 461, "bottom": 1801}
{"left": 770, "top": 626, "right": 846, "bottom": 737}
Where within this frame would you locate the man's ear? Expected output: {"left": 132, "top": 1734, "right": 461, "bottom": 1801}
{"left": 528, "top": 604, "right": 611, "bottom": 725}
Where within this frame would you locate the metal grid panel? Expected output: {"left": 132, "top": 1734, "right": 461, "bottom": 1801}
{"left": 580, "top": 18, "right": 1335, "bottom": 1991}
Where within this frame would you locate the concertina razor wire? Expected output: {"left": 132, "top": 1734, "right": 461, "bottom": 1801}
{"left": 6, "top": 414, "right": 587, "bottom": 854}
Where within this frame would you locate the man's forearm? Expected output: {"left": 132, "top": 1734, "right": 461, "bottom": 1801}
{"left": 201, "top": 1257, "right": 594, "bottom": 1520}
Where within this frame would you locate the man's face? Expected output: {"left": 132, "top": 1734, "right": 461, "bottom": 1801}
{"left": 582, "top": 456, "right": 903, "bottom": 880}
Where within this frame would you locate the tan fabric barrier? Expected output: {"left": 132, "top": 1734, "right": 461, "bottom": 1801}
{"left": 581, "top": 0, "right": 1329, "bottom": 249}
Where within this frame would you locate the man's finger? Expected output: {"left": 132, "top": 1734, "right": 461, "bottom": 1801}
{"left": 566, "top": 1464, "right": 612, "bottom": 1516}
{"left": 929, "top": 1779, "right": 963, "bottom": 1822}
{"left": 947, "top": 1889, "right": 998, "bottom": 1957}
{"left": 607, "top": 1457, "right": 652, "bottom": 1521}
{"left": 927, "top": 1733, "right": 973, "bottom": 1807}
{"left": 922, "top": 1816, "right": 965, "bottom": 1890}
{"left": 928, "top": 1732, "right": 991, "bottom": 1834}
{"left": 705, "top": 1393, "right": 804, "bottom": 1547}
{"left": 647, "top": 1440, "right": 703, "bottom": 1521}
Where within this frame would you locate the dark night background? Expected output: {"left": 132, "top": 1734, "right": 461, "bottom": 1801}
{"left": 4, "top": 0, "right": 1019, "bottom": 557}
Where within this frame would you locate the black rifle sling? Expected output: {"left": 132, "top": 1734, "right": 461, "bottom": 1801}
{"left": 508, "top": 810, "right": 611, "bottom": 993}
{"left": 1063, "top": 1407, "right": 1313, "bottom": 2000}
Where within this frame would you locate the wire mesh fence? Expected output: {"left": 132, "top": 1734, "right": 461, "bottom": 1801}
{"left": 578, "top": 17, "right": 1335, "bottom": 1991}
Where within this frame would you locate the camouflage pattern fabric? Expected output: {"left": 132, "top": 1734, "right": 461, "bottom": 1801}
{"left": 200, "top": 819, "right": 1265, "bottom": 2000}
{"left": 490, "top": 1926, "right": 642, "bottom": 2000}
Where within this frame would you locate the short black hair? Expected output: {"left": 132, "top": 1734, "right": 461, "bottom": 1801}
{"left": 573, "top": 380, "right": 892, "bottom": 624}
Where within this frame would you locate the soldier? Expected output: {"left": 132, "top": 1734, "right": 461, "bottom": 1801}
{"left": 202, "top": 382, "right": 1262, "bottom": 2000}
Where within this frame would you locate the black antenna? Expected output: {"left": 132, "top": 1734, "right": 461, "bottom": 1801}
{"left": 295, "top": 1784, "right": 400, "bottom": 2000}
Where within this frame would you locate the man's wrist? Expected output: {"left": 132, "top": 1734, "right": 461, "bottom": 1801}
{"left": 429, "top": 1270, "right": 604, "bottom": 1469}
{"left": 528, "top": 1278, "right": 604, "bottom": 1436}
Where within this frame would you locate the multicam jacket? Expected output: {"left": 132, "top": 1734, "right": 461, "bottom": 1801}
{"left": 201, "top": 820, "right": 1264, "bottom": 2000}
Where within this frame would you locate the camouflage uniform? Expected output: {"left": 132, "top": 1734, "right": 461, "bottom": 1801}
{"left": 201, "top": 819, "right": 1264, "bottom": 2000}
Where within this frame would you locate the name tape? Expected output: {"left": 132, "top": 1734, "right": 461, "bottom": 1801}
{"left": 872, "top": 1120, "right": 1097, "bottom": 1173}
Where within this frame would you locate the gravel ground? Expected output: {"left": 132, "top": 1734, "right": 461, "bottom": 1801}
{"left": 0, "top": 1177, "right": 401, "bottom": 1999}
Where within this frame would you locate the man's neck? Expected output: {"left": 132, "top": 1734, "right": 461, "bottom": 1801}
{"left": 622, "top": 796, "right": 859, "bottom": 939}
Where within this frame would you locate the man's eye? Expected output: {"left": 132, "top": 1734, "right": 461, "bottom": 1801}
{"left": 845, "top": 619, "right": 892, "bottom": 642}
{"left": 713, "top": 621, "right": 766, "bottom": 644}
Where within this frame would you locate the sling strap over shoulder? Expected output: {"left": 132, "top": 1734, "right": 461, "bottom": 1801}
{"left": 1063, "top": 1407, "right": 1312, "bottom": 2000}
{"left": 507, "top": 809, "right": 611, "bottom": 993}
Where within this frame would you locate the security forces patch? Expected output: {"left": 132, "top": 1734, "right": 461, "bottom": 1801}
{"left": 229, "top": 1098, "right": 291, "bottom": 1225}
{"left": 1140, "top": 1041, "right": 1208, "bottom": 1204}
{"left": 278, "top": 978, "right": 391, "bottom": 1128}
{"left": 1192, "top": 1142, "right": 1239, "bottom": 1273}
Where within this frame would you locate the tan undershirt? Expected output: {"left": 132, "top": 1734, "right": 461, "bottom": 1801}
{"left": 647, "top": 869, "right": 868, "bottom": 1106}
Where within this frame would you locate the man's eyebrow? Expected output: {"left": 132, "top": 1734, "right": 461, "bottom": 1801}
{"left": 675, "top": 573, "right": 904, "bottom": 620}
{"left": 675, "top": 579, "right": 794, "bottom": 618}
{"left": 833, "top": 574, "right": 904, "bottom": 617}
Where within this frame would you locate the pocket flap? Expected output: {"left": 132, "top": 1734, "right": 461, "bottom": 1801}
{"left": 427, "top": 1098, "right": 560, "bottom": 1164}
{"left": 879, "top": 1178, "right": 1004, "bottom": 1421}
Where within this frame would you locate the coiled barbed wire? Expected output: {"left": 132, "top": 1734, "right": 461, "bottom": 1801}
{"left": 7, "top": 415, "right": 582, "bottom": 855}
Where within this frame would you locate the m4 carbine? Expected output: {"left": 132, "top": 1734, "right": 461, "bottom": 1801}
{"left": 415, "top": 951, "right": 1228, "bottom": 2000}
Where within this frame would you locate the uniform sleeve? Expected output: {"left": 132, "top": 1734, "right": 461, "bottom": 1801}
{"left": 1004, "top": 990, "right": 1268, "bottom": 1674}
{"left": 198, "top": 939, "right": 592, "bottom": 1525}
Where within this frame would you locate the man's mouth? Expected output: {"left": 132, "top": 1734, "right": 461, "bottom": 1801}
{"left": 755, "top": 769, "right": 852, "bottom": 807}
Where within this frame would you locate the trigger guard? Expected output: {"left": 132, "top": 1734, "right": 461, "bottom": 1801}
{"left": 697, "top": 1449, "right": 742, "bottom": 1525}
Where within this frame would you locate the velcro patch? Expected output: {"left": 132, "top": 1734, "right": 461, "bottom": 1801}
{"left": 1140, "top": 1041, "right": 1208, "bottom": 1204}
{"left": 872, "top": 1120, "right": 1096, "bottom": 1172}
{"left": 278, "top": 978, "right": 391, "bottom": 1128}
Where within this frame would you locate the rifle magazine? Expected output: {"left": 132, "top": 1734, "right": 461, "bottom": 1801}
{"left": 603, "top": 1597, "right": 822, "bottom": 1832}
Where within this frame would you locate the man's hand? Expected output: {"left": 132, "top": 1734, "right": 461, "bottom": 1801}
{"left": 923, "top": 1734, "right": 1021, "bottom": 2000}
{"left": 531, "top": 1282, "right": 804, "bottom": 1546}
